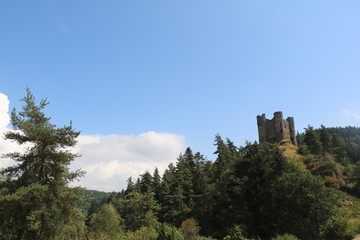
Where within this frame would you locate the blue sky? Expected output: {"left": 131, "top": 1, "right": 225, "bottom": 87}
{"left": 1, "top": 1, "right": 360, "bottom": 190}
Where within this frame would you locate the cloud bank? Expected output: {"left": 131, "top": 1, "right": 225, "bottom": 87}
{"left": 73, "top": 133, "right": 185, "bottom": 191}
{"left": 0, "top": 93, "right": 25, "bottom": 169}
{"left": 0, "top": 93, "right": 185, "bottom": 191}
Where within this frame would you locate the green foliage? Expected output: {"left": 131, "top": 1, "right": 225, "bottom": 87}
{"left": 297, "top": 143, "right": 310, "bottom": 155}
{"left": 320, "top": 215, "right": 353, "bottom": 240}
{"left": 140, "top": 171, "right": 154, "bottom": 194}
{"left": 88, "top": 203, "right": 124, "bottom": 239}
{"left": 157, "top": 223, "right": 184, "bottom": 240}
{"left": 320, "top": 125, "right": 333, "bottom": 154}
{"left": 180, "top": 218, "right": 201, "bottom": 240}
{"left": 157, "top": 148, "right": 211, "bottom": 227}
{"left": 126, "top": 226, "right": 158, "bottom": 240}
{"left": 55, "top": 208, "right": 87, "bottom": 240}
{"left": 299, "top": 125, "right": 359, "bottom": 163}
{"left": 273, "top": 171, "right": 338, "bottom": 239}
{"left": 230, "top": 142, "right": 291, "bottom": 237}
{"left": 352, "top": 161, "right": 360, "bottom": 195}
{"left": 211, "top": 136, "right": 239, "bottom": 236}
{"left": 0, "top": 89, "right": 85, "bottom": 240}
{"left": 303, "top": 125, "right": 323, "bottom": 155}
{"left": 120, "top": 191, "right": 159, "bottom": 231}
{"left": 271, "top": 233, "right": 299, "bottom": 240}
{"left": 223, "top": 225, "right": 247, "bottom": 240}
{"left": 307, "top": 154, "right": 346, "bottom": 188}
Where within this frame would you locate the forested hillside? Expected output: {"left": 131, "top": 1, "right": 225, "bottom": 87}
{"left": 1, "top": 90, "right": 360, "bottom": 240}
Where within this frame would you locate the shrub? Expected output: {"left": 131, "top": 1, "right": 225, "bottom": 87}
{"left": 272, "top": 171, "right": 337, "bottom": 239}
{"left": 271, "top": 233, "right": 299, "bottom": 240}
{"left": 157, "top": 223, "right": 184, "bottom": 240}
{"left": 180, "top": 218, "right": 201, "bottom": 240}
{"left": 223, "top": 225, "right": 247, "bottom": 240}
{"left": 127, "top": 226, "right": 158, "bottom": 240}
{"left": 320, "top": 215, "right": 353, "bottom": 240}
{"left": 88, "top": 204, "right": 125, "bottom": 239}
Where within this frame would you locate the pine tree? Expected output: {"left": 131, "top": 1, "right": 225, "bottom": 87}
{"left": 0, "top": 88, "right": 85, "bottom": 240}
{"left": 303, "top": 125, "right": 322, "bottom": 155}
{"left": 320, "top": 125, "right": 333, "bottom": 154}
{"left": 331, "top": 134, "right": 348, "bottom": 164}
{"left": 176, "top": 147, "right": 196, "bottom": 219}
{"left": 211, "top": 135, "right": 238, "bottom": 237}
{"left": 119, "top": 191, "right": 159, "bottom": 231}
{"left": 152, "top": 167, "right": 161, "bottom": 201}
{"left": 231, "top": 142, "right": 290, "bottom": 238}
{"left": 191, "top": 152, "right": 213, "bottom": 235}
{"left": 140, "top": 171, "right": 153, "bottom": 194}
{"left": 125, "top": 177, "right": 135, "bottom": 195}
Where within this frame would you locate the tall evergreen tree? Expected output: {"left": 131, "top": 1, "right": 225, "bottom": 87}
{"left": 119, "top": 191, "right": 159, "bottom": 231}
{"left": 125, "top": 177, "right": 135, "bottom": 196}
{"left": 303, "top": 125, "right": 322, "bottom": 155}
{"left": 211, "top": 135, "right": 238, "bottom": 237}
{"left": 320, "top": 125, "right": 333, "bottom": 154}
{"left": 0, "top": 88, "right": 85, "bottom": 240}
{"left": 152, "top": 167, "right": 162, "bottom": 201}
{"left": 175, "top": 147, "right": 196, "bottom": 219}
{"left": 158, "top": 163, "right": 187, "bottom": 225}
{"left": 231, "top": 142, "right": 291, "bottom": 238}
{"left": 140, "top": 171, "right": 153, "bottom": 194}
{"left": 191, "top": 152, "right": 213, "bottom": 236}
{"left": 331, "top": 134, "right": 348, "bottom": 164}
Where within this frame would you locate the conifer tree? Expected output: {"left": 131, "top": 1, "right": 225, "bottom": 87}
{"left": 303, "top": 125, "right": 322, "bottom": 155}
{"left": 320, "top": 125, "right": 333, "bottom": 154}
{"left": 176, "top": 147, "right": 196, "bottom": 218}
{"left": 331, "top": 134, "right": 348, "bottom": 164}
{"left": 211, "top": 135, "right": 238, "bottom": 237}
{"left": 152, "top": 167, "right": 161, "bottom": 201}
{"left": 0, "top": 88, "right": 85, "bottom": 240}
{"left": 140, "top": 170, "right": 153, "bottom": 194}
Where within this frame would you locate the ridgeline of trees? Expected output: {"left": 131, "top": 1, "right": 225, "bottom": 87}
{"left": 1, "top": 90, "right": 360, "bottom": 240}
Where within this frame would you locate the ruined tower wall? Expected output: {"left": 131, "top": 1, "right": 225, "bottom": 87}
{"left": 274, "top": 111, "right": 285, "bottom": 141}
{"left": 286, "top": 117, "right": 297, "bottom": 146}
{"left": 265, "top": 118, "right": 276, "bottom": 142}
{"left": 256, "top": 112, "right": 297, "bottom": 146}
{"left": 257, "top": 114, "right": 267, "bottom": 143}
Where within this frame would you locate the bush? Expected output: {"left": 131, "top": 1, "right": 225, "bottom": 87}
{"left": 157, "top": 223, "right": 184, "bottom": 240}
{"left": 271, "top": 233, "right": 299, "bottom": 240}
{"left": 272, "top": 171, "right": 337, "bottom": 239}
{"left": 320, "top": 215, "right": 354, "bottom": 240}
{"left": 127, "top": 226, "right": 158, "bottom": 240}
{"left": 180, "top": 218, "right": 201, "bottom": 240}
{"left": 88, "top": 204, "right": 125, "bottom": 239}
{"left": 297, "top": 145, "right": 310, "bottom": 155}
{"left": 223, "top": 225, "right": 247, "bottom": 240}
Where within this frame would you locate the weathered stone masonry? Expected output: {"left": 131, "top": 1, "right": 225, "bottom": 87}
{"left": 257, "top": 111, "right": 297, "bottom": 146}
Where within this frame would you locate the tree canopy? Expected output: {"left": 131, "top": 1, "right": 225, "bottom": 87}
{"left": 0, "top": 88, "right": 85, "bottom": 240}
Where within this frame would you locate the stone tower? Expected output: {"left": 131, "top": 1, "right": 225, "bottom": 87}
{"left": 257, "top": 111, "right": 297, "bottom": 146}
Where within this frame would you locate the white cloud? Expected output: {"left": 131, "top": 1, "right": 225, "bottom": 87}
{"left": 71, "top": 132, "right": 185, "bottom": 191}
{"left": 0, "top": 93, "right": 10, "bottom": 129}
{"left": 0, "top": 93, "right": 27, "bottom": 169}
{"left": 342, "top": 109, "right": 360, "bottom": 120}
{"left": 0, "top": 93, "right": 186, "bottom": 192}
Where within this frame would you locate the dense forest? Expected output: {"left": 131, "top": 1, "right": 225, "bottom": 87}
{"left": 1, "top": 90, "right": 360, "bottom": 240}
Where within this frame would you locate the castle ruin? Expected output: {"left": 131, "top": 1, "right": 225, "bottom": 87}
{"left": 257, "top": 111, "right": 297, "bottom": 146}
